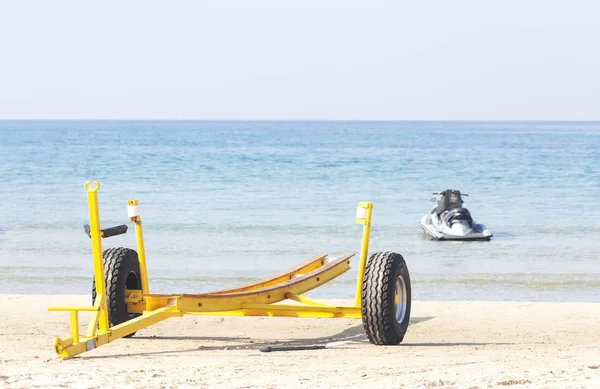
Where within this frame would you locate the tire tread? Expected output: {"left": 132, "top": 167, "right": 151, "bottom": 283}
{"left": 361, "top": 251, "right": 411, "bottom": 345}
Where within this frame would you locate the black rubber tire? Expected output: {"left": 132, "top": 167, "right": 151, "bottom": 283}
{"left": 92, "top": 247, "right": 142, "bottom": 337}
{"left": 361, "top": 251, "right": 412, "bottom": 345}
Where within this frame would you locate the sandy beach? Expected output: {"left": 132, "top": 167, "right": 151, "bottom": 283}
{"left": 0, "top": 294, "right": 598, "bottom": 389}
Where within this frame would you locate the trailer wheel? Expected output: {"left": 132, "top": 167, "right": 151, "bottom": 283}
{"left": 361, "top": 251, "right": 411, "bottom": 345}
{"left": 92, "top": 247, "right": 142, "bottom": 337}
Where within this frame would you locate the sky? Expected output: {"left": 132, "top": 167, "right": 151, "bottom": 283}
{"left": 0, "top": 1, "right": 598, "bottom": 120}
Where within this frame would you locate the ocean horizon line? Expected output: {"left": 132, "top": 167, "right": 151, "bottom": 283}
{"left": 1, "top": 119, "right": 600, "bottom": 123}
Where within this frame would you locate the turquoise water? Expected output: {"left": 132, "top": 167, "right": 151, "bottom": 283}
{"left": 1, "top": 120, "right": 599, "bottom": 302}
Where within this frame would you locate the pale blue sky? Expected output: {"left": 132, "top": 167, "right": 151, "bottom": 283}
{"left": 0, "top": 1, "right": 598, "bottom": 120}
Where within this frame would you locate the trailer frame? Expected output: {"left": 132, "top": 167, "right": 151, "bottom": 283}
{"left": 49, "top": 181, "right": 410, "bottom": 358}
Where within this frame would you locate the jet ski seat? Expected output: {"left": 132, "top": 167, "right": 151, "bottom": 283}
{"left": 444, "top": 208, "right": 473, "bottom": 227}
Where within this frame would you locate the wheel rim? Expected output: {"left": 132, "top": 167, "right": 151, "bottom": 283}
{"left": 394, "top": 275, "right": 407, "bottom": 324}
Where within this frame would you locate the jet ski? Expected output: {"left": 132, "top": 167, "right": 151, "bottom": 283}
{"left": 419, "top": 189, "right": 492, "bottom": 241}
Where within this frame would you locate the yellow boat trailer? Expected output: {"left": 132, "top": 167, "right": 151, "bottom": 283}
{"left": 49, "top": 182, "right": 412, "bottom": 358}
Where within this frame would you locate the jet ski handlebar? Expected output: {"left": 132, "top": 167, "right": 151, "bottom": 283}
{"left": 432, "top": 192, "right": 468, "bottom": 196}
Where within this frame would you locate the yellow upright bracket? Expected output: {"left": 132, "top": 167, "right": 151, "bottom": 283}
{"left": 354, "top": 201, "right": 373, "bottom": 307}
{"left": 128, "top": 200, "right": 149, "bottom": 295}
{"left": 84, "top": 181, "right": 110, "bottom": 332}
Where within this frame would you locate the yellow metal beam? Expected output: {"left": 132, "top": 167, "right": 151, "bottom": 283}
{"left": 184, "top": 303, "right": 361, "bottom": 318}
{"left": 284, "top": 292, "right": 331, "bottom": 307}
{"left": 354, "top": 202, "right": 372, "bottom": 307}
{"left": 150, "top": 253, "right": 353, "bottom": 313}
{"left": 84, "top": 181, "right": 110, "bottom": 332}
{"left": 48, "top": 306, "right": 99, "bottom": 312}
{"left": 128, "top": 200, "right": 150, "bottom": 295}
{"left": 109, "top": 301, "right": 183, "bottom": 340}
{"left": 86, "top": 294, "right": 104, "bottom": 337}
{"left": 69, "top": 311, "right": 79, "bottom": 343}
{"left": 241, "top": 303, "right": 361, "bottom": 318}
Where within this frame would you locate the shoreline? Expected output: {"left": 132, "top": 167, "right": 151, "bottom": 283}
{"left": 1, "top": 294, "right": 599, "bottom": 388}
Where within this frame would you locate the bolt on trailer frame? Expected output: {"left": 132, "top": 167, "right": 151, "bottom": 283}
{"left": 49, "top": 182, "right": 412, "bottom": 358}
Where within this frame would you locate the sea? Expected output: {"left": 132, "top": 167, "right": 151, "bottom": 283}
{"left": 1, "top": 120, "right": 599, "bottom": 302}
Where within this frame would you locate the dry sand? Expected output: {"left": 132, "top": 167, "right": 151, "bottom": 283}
{"left": 0, "top": 294, "right": 599, "bottom": 389}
